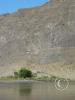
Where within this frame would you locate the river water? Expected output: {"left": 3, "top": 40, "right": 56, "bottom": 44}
{"left": 0, "top": 81, "right": 75, "bottom": 100}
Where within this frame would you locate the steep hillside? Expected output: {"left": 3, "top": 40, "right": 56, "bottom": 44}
{"left": 0, "top": 0, "right": 75, "bottom": 79}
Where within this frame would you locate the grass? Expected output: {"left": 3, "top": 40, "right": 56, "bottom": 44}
{"left": 0, "top": 75, "right": 56, "bottom": 81}
{"left": 0, "top": 67, "right": 71, "bottom": 81}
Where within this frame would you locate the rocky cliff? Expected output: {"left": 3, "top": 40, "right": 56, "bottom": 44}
{"left": 0, "top": 0, "right": 75, "bottom": 79}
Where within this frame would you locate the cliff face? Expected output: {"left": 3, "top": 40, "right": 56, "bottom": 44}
{"left": 0, "top": 0, "right": 75, "bottom": 78}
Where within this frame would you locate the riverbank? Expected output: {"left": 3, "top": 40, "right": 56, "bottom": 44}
{"left": 0, "top": 68, "right": 72, "bottom": 82}
{"left": 0, "top": 75, "right": 71, "bottom": 82}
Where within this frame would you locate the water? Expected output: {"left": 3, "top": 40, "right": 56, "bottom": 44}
{"left": 0, "top": 81, "right": 75, "bottom": 100}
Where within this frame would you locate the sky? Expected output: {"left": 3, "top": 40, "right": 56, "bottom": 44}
{"left": 0, "top": 0, "right": 48, "bottom": 15}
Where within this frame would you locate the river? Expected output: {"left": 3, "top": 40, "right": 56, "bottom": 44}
{"left": 0, "top": 81, "right": 75, "bottom": 100}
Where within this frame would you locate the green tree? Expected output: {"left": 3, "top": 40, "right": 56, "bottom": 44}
{"left": 19, "top": 68, "right": 32, "bottom": 78}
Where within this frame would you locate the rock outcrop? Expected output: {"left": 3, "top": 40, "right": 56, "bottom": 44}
{"left": 0, "top": 0, "right": 75, "bottom": 79}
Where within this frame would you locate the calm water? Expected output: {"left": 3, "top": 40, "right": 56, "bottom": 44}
{"left": 0, "top": 81, "right": 75, "bottom": 100}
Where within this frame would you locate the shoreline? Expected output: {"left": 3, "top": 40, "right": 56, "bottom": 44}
{"left": 0, "top": 80, "right": 38, "bottom": 83}
{"left": 0, "top": 79, "right": 75, "bottom": 83}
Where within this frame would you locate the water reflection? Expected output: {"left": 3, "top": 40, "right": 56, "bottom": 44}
{"left": 0, "top": 81, "right": 75, "bottom": 100}
{"left": 18, "top": 83, "right": 32, "bottom": 96}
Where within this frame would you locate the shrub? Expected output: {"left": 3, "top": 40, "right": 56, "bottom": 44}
{"left": 50, "top": 76, "right": 57, "bottom": 81}
{"left": 19, "top": 68, "right": 32, "bottom": 78}
{"left": 14, "top": 72, "right": 19, "bottom": 78}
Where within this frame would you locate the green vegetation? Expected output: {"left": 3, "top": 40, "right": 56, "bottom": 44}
{"left": 0, "top": 68, "right": 33, "bottom": 80}
{"left": 14, "top": 68, "right": 32, "bottom": 79}
{"left": 14, "top": 72, "right": 19, "bottom": 78}
{"left": 50, "top": 76, "right": 57, "bottom": 82}
{"left": 0, "top": 68, "right": 70, "bottom": 81}
{"left": 18, "top": 68, "right": 32, "bottom": 78}
{"left": 0, "top": 76, "right": 20, "bottom": 80}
